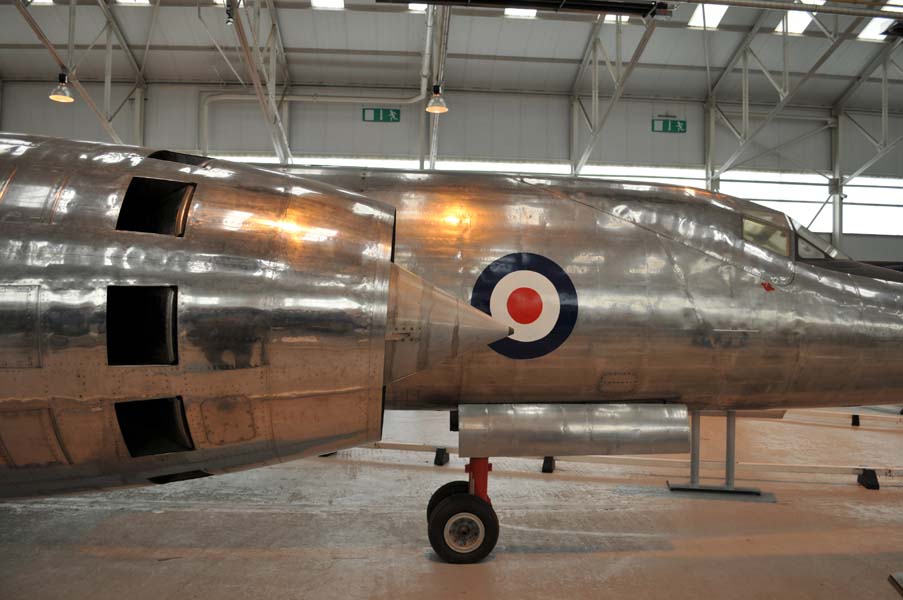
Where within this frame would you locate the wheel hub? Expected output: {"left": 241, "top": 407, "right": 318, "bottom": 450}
{"left": 443, "top": 511, "right": 485, "bottom": 553}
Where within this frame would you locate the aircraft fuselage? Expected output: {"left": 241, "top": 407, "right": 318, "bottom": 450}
{"left": 299, "top": 168, "right": 903, "bottom": 411}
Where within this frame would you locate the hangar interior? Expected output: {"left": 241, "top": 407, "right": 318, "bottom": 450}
{"left": 1, "top": 0, "right": 902, "bottom": 259}
{"left": 2, "top": 1, "right": 903, "bottom": 599}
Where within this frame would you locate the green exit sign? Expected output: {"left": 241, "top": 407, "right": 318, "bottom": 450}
{"left": 652, "top": 118, "right": 687, "bottom": 133}
{"left": 362, "top": 108, "right": 401, "bottom": 123}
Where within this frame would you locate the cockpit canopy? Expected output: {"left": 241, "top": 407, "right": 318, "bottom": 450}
{"left": 738, "top": 208, "right": 903, "bottom": 284}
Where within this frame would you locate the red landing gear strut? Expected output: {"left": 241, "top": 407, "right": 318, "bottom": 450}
{"left": 465, "top": 457, "right": 491, "bottom": 503}
{"left": 426, "top": 457, "right": 499, "bottom": 564}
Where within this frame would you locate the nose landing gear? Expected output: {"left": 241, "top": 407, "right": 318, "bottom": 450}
{"left": 426, "top": 457, "right": 499, "bottom": 564}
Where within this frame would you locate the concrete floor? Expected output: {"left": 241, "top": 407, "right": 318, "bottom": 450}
{"left": 1, "top": 410, "right": 902, "bottom": 600}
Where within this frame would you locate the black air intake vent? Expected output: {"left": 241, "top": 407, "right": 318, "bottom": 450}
{"left": 107, "top": 285, "right": 178, "bottom": 365}
{"left": 147, "top": 150, "right": 210, "bottom": 167}
{"left": 115, "top": 396, "right": 195, "bottom": 457}
{"left": 116, "top": 177, "right": 194, "bottom": 237}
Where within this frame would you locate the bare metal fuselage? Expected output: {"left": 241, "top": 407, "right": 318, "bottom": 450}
{"left": 300, "top": 168, "right": 903, "bottom": 412}
{"left": 1, "top": 134, "right": 901, "bottom": 498}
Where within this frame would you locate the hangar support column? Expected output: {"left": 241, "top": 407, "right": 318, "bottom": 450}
{"left": 704, "top": 100, "right": 719, "bottom": 193}
{"left": 830, "top": 120, "right": 843, "bottom": 250}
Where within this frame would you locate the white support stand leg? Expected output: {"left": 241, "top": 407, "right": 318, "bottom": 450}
{"left": 668, "top": 409, "right": 761, "bottom": 495}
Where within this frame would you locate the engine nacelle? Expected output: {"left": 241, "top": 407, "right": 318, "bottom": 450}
{"left": 0, "top": 134, "right": 508, "bottom": 498}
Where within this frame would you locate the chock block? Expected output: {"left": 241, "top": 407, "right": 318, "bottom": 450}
{"left": 541, "top": 456, "right": 556, "bottom": 474}
{"left": 857, "top": 468, "right": 880, "bottom": 490}
{"left": 433, "top": 447, "right": 450, "bottom": 466}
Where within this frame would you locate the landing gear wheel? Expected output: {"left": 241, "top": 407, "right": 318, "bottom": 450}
{"left": 426, "top": 480, "right": 470, "bottom": 522}
{"left": 428, "top": 494, "right": 499, "bottom": 564}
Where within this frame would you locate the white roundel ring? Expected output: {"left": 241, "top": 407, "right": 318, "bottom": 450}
{"left": 488, "top": 270, "right": 560, "bottom": 342}
{"left": 471, "top": 252, "right": 579, "bottom": 360}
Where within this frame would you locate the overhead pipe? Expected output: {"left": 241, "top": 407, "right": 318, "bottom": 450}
{"left": 428, "top": 5, "right": 451, "bottom": 169}
{"left": 199, "top": 5, "right": 435, "bottom": 155}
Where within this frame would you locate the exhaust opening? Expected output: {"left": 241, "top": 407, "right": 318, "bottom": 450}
{"left": 116, "top": 177, "right": 194, "bottom": 237}
{"left": 107, "top": 285, "right": 178, "bottom": 366}
{"left": 115, "top": 396, "right": 195, "bottom": 457}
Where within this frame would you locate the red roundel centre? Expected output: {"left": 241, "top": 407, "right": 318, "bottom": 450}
{"left": 507, "top": 287, "right": 543, "bottom": 325}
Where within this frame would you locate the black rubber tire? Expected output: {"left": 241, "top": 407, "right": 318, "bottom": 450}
{"left": 428, "top": 494, "right": 499, "bottom": 564}
{"left": 426, "top": 480, "right": 470, "bottom": 522}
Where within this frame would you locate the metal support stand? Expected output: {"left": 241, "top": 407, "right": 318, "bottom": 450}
{"left": 889, "top": 573, "right": 903, "bottom": 597}
{"left": 668, "top": 410, "right": 761, "bottom": 495}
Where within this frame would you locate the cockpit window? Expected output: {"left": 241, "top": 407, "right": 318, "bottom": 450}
{"left": 798, "top": 237, "right": 827, "bottom": 260}
{"left": 742, "top": 217, "right": 791, "bottom": 257}
{"left": 790, "top": 219, "right": 851, "bottom": 261}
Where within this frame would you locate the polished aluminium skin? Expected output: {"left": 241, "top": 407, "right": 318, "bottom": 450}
{"left": 0, "top": 134, "right": 506, "bottom": 498}
{"left": 2, "top": 134, "right": 902, "bottom": 499}
{"left": 458, "top": 403, "right": 690, "bottom": 457}
{"left": 297, "top": 168, "right": 903, "bottom": 413}
{"left": 386, "top": 262, "right": 511, "bottom": 382}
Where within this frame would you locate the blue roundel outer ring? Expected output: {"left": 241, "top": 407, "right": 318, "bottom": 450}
{"left": 470, "top": 252, "right": 578, "bottom": 360}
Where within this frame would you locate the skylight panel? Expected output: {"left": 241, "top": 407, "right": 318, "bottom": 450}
{"left": 858, "top": 2, "right": 903, "bottom": 40}
{"left": 504, "top": 7, "right": 537, "bottom": 18}
{"left": 408, "top": 3, "right": 428, "bottom": 11}
{"left": 688, "top": 4, "right": 729, "bottom": 29}
{"left": 311, "top": 0, "right": 344, "bottom": 10}
{"left": 774, "top": 0, "right": 825, "bottom": 35}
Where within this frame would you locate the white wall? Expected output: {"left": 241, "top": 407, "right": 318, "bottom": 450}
{"left": 4, "top": 81, "right": 901, "bottom": 175}
{"left": 2, "top": 80, "right": 901, "bottom": 258}
{"left": 1, "top": 81, "right": 137, "bottom": 144}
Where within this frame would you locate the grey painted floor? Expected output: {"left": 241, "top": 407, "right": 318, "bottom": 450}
{"left": 1, "top": 410, "right": 902, "bottom": 600}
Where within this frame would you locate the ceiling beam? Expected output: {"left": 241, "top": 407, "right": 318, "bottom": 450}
{"left": 94, "top": 0, "right": 145, "bottom": 87}
{"left": 715, "top": 16, "right": 865, "bottom": 176}
{"left": 711, "top": 10, "right": 769, "bottom": 97}
{"left": 832, "top": 38, "right": 903, "bottom": 115}
{"left": 14, "top": 0, "right": 123, "bottom": 143}
{"left": 228, "top": 0, "right": 291, "bottom": 164}
{"left": 571, "top": 15, "right": 603, "bottom": 94}
{"left": 7, "top": 43, "right": 903, "bottom": 88}
{"left": 684, "top": 0, "right": 903, "bottom": 19}
{"left": 573, "top": 18, "right": 656, "bottom": 174}
{"left": 844, "top": 132, "right": 903, "bottom": 184}
{"left": 6, "top": 0, "right": 900, "bottom": 18}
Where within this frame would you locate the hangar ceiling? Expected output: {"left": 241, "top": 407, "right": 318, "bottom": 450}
{"left": 0, "top": 0, "right": 901, "bottom": 111}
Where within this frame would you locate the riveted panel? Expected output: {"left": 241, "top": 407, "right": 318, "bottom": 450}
{"left": 0, "top": 408, "right": 69, "bottom": 467}
{"left": 201, "top": 397, "right": 256, "bottom": 445}
{"left": 0, "top": 285, "right": 41, "bottom": 369}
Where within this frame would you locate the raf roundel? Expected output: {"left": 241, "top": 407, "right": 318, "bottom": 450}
{"left": 470, "top": 253, "right": 578, "bottom": 360}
